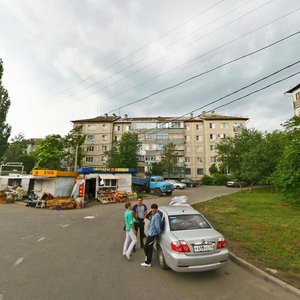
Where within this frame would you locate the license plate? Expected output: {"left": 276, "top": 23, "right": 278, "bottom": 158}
{"left": 193, "top": 244, "right": 214, "bottom": 252}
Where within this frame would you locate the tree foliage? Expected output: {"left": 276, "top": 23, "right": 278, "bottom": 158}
{"left": 273, "top": 116, "right": 300, "bottom": 205}
{"left": 3, "top": 133, "right": 35, "bottom": 173}
{"left": 148, "top": 162, "right": 164, "bottom": 176}
{"left": 217, "top": 128, "right": 286, "bottom": 189}
{"left": 33, "top": 134, "right": 66, "bottom": 170}
{"left": 64, "top": 125, "right": 86, "bottom": 170}
{"left": 105, "top": 132, "right": 141, "bottom": 170}
{"left": 160, "top": 142, "right": 178, "bottom": 179}
{"left": 0, "top": 59, "right": 11, "bottom": 159}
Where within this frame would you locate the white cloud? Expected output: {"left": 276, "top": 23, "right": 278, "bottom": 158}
{"left": 1, "top": 0, "right": 299, "bottom": 139}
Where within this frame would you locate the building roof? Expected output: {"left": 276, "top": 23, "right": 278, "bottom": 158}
{"left": 285, "top": 83, "right": 300, "bottom": 94}
{"left": 71, "top": 114, "right": 120, "bottom": 123}
{"left": 184, "top": 113, "right": 249, "bottom": 122}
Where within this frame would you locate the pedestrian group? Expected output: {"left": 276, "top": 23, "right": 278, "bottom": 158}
{"left": 122, "top": 198, "right": 161, "bottom": 267}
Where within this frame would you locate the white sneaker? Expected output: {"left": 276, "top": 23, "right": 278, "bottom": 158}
{"left": 126, "top": 254, "right": 131, "bottom": 261}
{"left": 140, "top": 262, "right": 151, "bottom": 267}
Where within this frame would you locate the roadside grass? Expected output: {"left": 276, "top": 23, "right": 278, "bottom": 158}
{"left": 193, "top": 188, "right": 300, "bottom": 289}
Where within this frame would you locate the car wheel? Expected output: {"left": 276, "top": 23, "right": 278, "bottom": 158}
{"left": 176, "top": 186, "right": 180, "bottom": 189}
{"left": 155, "top": 188, "right": 162, "bottom": 197}
{"left": 157, "top": 246, "right": 168, "bottom": 269}
{"left": 166, "top": 191, "right": 172, "bottom": 196}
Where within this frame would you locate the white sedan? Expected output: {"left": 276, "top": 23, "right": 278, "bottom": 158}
{"left": 144, "top": 205, "right": 229, "bottom": 272}
{"left": 165, "top": 180, "right": 186, "bottom": 189}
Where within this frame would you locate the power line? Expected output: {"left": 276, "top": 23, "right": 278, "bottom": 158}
{"left": 107, "top": 30, "right": 300, "bottom": 114}
{"left": 102, "top": 8, "right": 300, "bottom": 104}
{"left": 133, "top": 60, "right": 300, "bottom": 136}
{"left": 55, "top": 0, "right": 263, "bottom": 103}
{"left": 45, "top": 0, "right": 226, "bottom": 100}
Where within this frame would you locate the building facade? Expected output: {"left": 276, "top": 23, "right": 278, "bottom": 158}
{"left": 71, "top": 112, "right": 248, "bottom": 179}
{"left": 285, "top": 83, "right": 300, "bottom": 117}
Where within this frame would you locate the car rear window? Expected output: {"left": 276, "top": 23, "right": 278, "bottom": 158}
{"left": 169, "top": 214, "right": 211, "bottom": 231}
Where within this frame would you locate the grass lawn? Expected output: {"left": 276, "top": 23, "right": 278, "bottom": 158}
{"left": 193, "top": 188, "right": 300, "bottom": 289}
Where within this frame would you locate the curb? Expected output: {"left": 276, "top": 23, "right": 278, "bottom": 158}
{"left": 229, "top": 252, "right": 300, "bottom": 298}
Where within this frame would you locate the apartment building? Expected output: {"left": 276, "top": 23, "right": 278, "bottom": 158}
{"left": 71, "top": 112, "right": 248, "bottom": 179}
{"left": 285, "top": 83, "right": 300, "bottom": 117}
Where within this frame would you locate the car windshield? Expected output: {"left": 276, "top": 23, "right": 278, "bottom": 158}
{"left": 169, "top": 214, "right": 211, "bottom": 231}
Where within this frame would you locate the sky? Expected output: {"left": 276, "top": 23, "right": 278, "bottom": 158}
{"left": 1, "top": 0, "right": 300, "bottom": 139}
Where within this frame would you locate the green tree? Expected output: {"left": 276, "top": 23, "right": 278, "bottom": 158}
{"left": 160, "top": 142, "right": 178, "bottom": 179}
{"left": 105, "top": 132, "right": 141, "bottom": 170}
{"left": 273, "top": 116, "right": 300, "bottom": 205}
{"left": 0, "top": 59, "right": 11, "bottom": 159}
{"left": 33, "top": 134, "right": 66, "bottom": 169}
{"left": 217, "top": 128, "right": 282, "bottom": 189}
{"left": 148, "top": 162, "right": 164, "bottom": 175}
{"left": 3, "top": 133, "right": 35, "bottom": 173}
{"left": 64, "top": 125, "right": 86, "bottom": 171}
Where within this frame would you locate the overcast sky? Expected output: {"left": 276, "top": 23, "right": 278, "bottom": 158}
{"left": 1, "top": 0, "right": 299, "bottom": 139}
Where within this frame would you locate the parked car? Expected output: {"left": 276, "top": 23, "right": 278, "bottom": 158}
{"left": 165, "top": 180, "right": 186, "bottom": 189}
{"left": 144, "top": 205, "right": 229, "bottom": 272}
{"left": 180, "top": 178, "right": 197, "bottom": 187}
{"left": 226, "top": 179, "right": 248, "bottom": 187}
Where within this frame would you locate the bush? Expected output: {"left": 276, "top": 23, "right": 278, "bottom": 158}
{"left": 212, "top": 174, "right": 230, "bottom": 185}
{"left": 201, "top": 175, "right": 213, "bottom": 185}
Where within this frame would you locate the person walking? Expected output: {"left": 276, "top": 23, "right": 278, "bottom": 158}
{"left": 123, "top": 202, "right": 137, "bottom": 261}
{"left": 141, "top": 203, "right": 161, "bottom": 267}
{"left": 132, "top": 198, "right": 148, "bottom": 250}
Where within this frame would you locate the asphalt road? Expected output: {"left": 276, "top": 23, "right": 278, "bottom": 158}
{"left": 0, "top": 186, "right": 298, "bottom": 300}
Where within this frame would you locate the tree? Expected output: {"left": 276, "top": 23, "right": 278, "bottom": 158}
{"left": 64, "top": 125, "right": 86, "bottom": 170}
{"left": 33, "top": 135, "right": 66, "bottom": 170}
{"left": 0, "top": 59, "right": 11, "bottom": 159}
{"left": 3, "top": 133, "right": 35, "bottom": 173}
{"left": 148, "top": 162, "right": 164, "bottom": 175}
{"left": 160, "top": 142, "right": 178, "bottom": 179}
{"left": 105, "top": 132, "right": 141, "bottom": 170}
{"left": 273, "top": 116, "right": 300, "bottom": 205}
{"left": 217, "top": 128, "right": 282, "bottom": 189}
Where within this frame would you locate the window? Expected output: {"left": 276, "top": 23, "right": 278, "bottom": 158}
{"left": 210, "top": 134, "right": 216, "bottom": 142}
{"left": 185, "top": 157, "right": 191, "bottom": 163}
{"left": 169, "top": 214, "right": 210, "bottom": 231}
{"left": 157, "top": 123, "right": 167, "bottom": 128}
{"left": 185, "top": 168, "right": 191, "bottom": 175}
{"left": 87, "top": 135, "right": 96, "bottom": 142}
{"left": 86, "top": 146, "right": 94, "bottom": 152}
{"left": 102, "top": 124, "right": 108, "bottom": 130}
{"left": 296, "top": 92, "right": 300, "bottom": 100}
{"left": 145, "top": 156, "right": 155, "bottom": 162}
{"left": 115, "top": 125, "right": 121, "bottom": 132}
{"left": 220, "top": 133, "right": 228, "bottom": 139}
{"left": 185, "top": 146, "right": 191, "bottom": 153}
{"left": 210, "top": 145, "right": 216, "bottom": 151}
{"left": 126, "top": 125, "right": 131, "bottom": 131}
{"left": 102, "top": 135, "right": 108, "bottom": 141}
{"left": 196, "top": 135, "right": 203, "bottom": 141}
{"left": 184, "top": 125, "right": 190, "bottom": 130}
{"left": 220, "top": 122, "right": 228, "bottom": 129}
{"left": 145, "top": 134, "right": 155, "bottom": 140}
{"left": 197, "top": 157, "right": 203, "bottom": 163}
{"left": 100, "top": 156, "right": 107, "bottom": 162}
{"left": 85, "top": 157, "right": 93, "bottom": 163}
{"left": 196, "top": 146, "right": 203, "bottom": 152}
{"left": 87, "top": 124, "right": 95, "bottom": 131}
{"left": 196, "top": 124, "right": 202, "bottom": 130}
{"left": 171, "top": 122, "right": 182, "bottom": 128}
{"left": 185, "top": 135, "right": 190, "bottom": 142}
{"left": 102, "top": 145, "right": 107, "bottom": 151}
{"left": 210, "top": 156, "right": 217, "bottom": 163}
{"left": 197, "top": 168, "right": 204, "bottom": 175}
{"left": 156, "top": 133, "right": 168, "bottom": 140}
{"left": 209, "top": 123, "right": 215, "bottom": 129}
